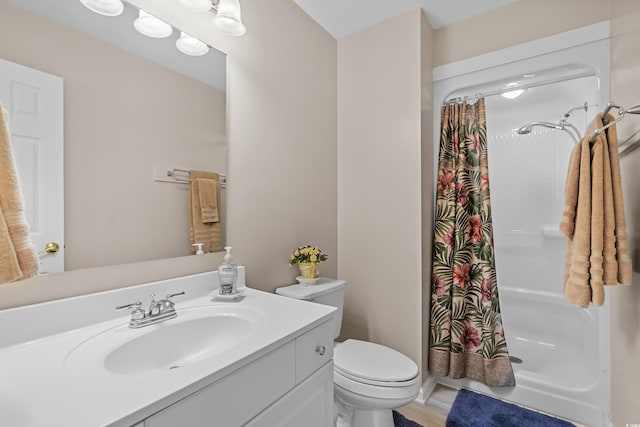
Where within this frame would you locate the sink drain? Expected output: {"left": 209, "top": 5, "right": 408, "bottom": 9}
{"left": 509, "top": 356, "right": 523, "bottom": 364}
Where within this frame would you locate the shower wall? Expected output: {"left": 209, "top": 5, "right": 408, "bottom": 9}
{"left": 487, "top": 77, "right": 597, "bottom": 297}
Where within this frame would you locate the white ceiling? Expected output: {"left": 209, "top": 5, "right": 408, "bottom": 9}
{"left": 291, "top": 0, "right": 520, "bottom": 39}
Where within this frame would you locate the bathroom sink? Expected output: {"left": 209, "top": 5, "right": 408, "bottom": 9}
{"left": 65, "top": 305, "right": 267, "bottom": 375}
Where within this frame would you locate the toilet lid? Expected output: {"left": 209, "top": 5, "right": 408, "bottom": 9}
{"left": 334, "top": 339, "right": 418, "bottom": 384}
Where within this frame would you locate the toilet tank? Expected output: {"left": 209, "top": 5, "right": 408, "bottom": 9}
{"left": 275, "top": 278, "right": 346, "bottom": 340}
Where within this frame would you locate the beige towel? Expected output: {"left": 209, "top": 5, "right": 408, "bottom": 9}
{"left": 562, "top": 113, "right": 634, "bottom": 307}
{"left": 603, "top": 113, "right": 633, "bottom": 285}
{"left": 559, "top": 133, "right": 582, "bottom": 237}
{"left": 188, "top": 170, "right": 222, "bottom": 253}
{"left": 196, "top": 178, "right": 219, "bottom": 223}
{"left": 588, "top": 131, "right": 605, "bottom": 306}
{"left": 601, "top": 132, "right": 618, "bottom": 285}
{"left": 564, "top": 134, "right": 593, "bottom": 308}
{"left": 0, "top": 105, "right": 39, "bottom": 283}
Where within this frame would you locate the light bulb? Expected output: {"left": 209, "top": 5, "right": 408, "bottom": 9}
{"left": 176, "top": 32, "right": 210, "bottom": 56}
{"left": 79, "top": 0, "right": 124, "bottom": 16}
{"left": 214, "top": 0, "right": 246, "bottom": 36}
{"left": 134, "top": 10, "right": 173, "bottom": 38}
{"left": 501, "top": 89, "right": 526, "bottom": 99}
{"left": 500, "top": 82, "right": 527, "bottom": 99}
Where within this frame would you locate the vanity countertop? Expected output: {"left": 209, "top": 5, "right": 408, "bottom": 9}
{"left": 0, "top": 272, "right": 335, "bottom": 427}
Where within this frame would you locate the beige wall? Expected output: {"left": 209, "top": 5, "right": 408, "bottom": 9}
{"left": 434, "top": 0, "right": 640, "bottom": 423}
{"left": 433, "top": 0, "right": 609, "bottom": 67}
{"left": 0, "top": 1, "right": 226, "bottom": 271}
{"left": 136, "top": 0, "right": 339, "bottom": 293}
{"left": 337, "top": 9, "right": 429, "bottom": 375}
{"left": 0, "top": 0, "right": 338, "bottom": 308}
{"left": 222, "top": 0, "right": 338, "bottom": 293}
{"left": 610, "top": 0, "right": 640, "bottom": 425}
{"left": 420, "top": 12, "right": 435, "bottom": 378}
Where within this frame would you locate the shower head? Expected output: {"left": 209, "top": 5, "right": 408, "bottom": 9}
{"left": 517, "top": 124, "right": 533, "bottom": 135}
{"left": 516, "top": 121, "right": 579, "bottom": 144}
{"left": 517, "top": 121, "right": 562, "bottom": 135}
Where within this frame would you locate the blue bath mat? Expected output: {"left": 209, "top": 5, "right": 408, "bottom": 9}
{"left": 393, "top": 410, "right": 423, "bottom": 427}
{"left": 446, "top": 389, "right": 575, "bottom": 427}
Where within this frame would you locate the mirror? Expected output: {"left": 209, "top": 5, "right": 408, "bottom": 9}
{"left": 0, "top": 0, "right": 227, "bottom": 279}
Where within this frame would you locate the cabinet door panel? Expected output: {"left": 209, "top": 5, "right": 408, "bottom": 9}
{"left": 146, "top": 342, "right": 295, "bottom": 427}
{"left": 246, "top": 361, "right": 334, "bottom": 427}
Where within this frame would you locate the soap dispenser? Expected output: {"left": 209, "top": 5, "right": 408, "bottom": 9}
{"left": 218, "top": 246, "right": 238, "bottom": 295}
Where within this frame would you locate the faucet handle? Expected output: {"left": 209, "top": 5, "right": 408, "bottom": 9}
{"left": 116, "top": 301, "right": 142, "bottom": 310}
{"left": 166, "top": 291, "right": 185, "bottom": 300}
{"left": 116, "top": 301, "right": 146, "bottom": 321}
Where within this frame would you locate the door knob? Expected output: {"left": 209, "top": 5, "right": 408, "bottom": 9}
{"left": 39, "top": 242, "right": 60, "bottom": 255}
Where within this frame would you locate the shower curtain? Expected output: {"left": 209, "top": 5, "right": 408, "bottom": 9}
{"left": 429, "top": 98, "right": 515, "bottom": 387}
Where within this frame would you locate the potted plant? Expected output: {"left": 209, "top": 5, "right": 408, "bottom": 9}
{"left": 289, "top": 245, "right": 328, "bottom": 281}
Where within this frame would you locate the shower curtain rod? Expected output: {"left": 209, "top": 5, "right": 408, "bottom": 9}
{"left": 592, "top": 102, "right": 640, "bottom": 139}
{"left": 443, "top": 70, "right": 594, "bottom": 105}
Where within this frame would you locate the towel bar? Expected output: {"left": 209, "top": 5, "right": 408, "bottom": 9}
{"left": 156, "top": 168, "right": 227, "bottom": 187}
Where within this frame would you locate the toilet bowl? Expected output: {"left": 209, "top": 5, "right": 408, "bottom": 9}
{"left": 275, "top": 278, "right": 420, "bottom": 427}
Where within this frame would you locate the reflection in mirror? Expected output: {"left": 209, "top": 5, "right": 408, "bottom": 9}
{"left": 0, "top": 0, "right": 227, "bottom": 282}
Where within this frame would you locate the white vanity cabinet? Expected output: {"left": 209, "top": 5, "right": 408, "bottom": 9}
{"left": 144, "top": 320, "right": 334, "bottom": 427}
{"left": 0, "top": 272, "right": 337, "bottom": 427}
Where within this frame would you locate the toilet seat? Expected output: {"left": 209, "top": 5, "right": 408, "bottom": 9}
{"left": 333, "top": 339, "right": 419, "bottom": 400}
{"left": 334, "top": 339, "right": 418, "bottom": 384}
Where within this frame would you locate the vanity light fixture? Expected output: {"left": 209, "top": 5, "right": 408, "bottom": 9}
{"left": 176, "top": 31, "right": 210, "bottom": 56}
{"left": 79, "top": 0, "right": 124, "bottom": 16}
{"left": 134, "top": 10, "right": 173, "bottom": 38}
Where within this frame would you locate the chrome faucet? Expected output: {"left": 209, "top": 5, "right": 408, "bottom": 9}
{"left": 116, "top": 291, "right": 185, "bottom": 328}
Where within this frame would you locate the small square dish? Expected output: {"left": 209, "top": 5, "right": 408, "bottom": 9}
{"left": 212, "top": 288, "right": 246, "bottom": 301}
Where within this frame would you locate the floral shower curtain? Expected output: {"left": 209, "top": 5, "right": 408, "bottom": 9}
{"left": 429, "top": 98, "right": 515, "bottom": 387}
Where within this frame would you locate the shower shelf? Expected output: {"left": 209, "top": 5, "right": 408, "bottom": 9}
{"left": 541, "top": 225, "right": 563, "bottom": 238}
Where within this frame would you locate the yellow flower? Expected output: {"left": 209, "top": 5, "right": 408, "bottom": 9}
{"left": 294, "top": 250, "right": 299, "bottom": 256}
{"left": 313, "top": 249, "right": 319, "bottom": 255}
{"left": 310, "top": 254, "right": 317, "bottom": 262}
{"left": 290, "top": 254, "right": 295, "bottom": 260}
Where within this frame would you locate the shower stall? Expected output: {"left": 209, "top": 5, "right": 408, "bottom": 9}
{"left": 430, "top": 23, "right": 611, "bottom": 427}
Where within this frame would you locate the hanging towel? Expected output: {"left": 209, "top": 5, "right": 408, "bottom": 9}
{"left": 188, "top": 170, "right": 222, "bottom": 253}
{"left": 603, "top": 113, "right": 632, "bottom": 285}
{"left": 196, "top": 178, "right": 219, "bottom": 223}
{"left": 0, "top": 105, "right": 39, "bottom": 283}
{"left": 561, "top": 114, "right": 633, "bottom": 308}
{"left": 601, "top": 130, "right": 618, "bottom": 285}
{"left": 588, "top": 129, "right": 605, "bottom": 305}
{"left": 563, "top": 132, "right": 594, "bottom": 308}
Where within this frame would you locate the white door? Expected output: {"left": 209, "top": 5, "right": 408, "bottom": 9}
{"left": 0, "top": 58, "right": 64, "bottom": 274}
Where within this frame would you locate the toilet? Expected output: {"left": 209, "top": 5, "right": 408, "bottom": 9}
{"left": 276, "top": 278, "right": 420, "bottom": 427}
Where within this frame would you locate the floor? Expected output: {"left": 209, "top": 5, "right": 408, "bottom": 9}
{"left": 397, "top": 401, "right": 447, "bottom": 426}
{"left": 396, "top": 385, "right": 453, "bottom": 427}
